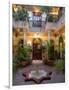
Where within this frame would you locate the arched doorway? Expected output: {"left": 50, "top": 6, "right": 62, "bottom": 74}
{"left": 32, "top": 38, "right": 42, "bottom": 60}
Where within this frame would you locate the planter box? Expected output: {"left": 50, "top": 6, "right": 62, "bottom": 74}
{"left": 44, "top": 60, "right": 54, "bottom": 66}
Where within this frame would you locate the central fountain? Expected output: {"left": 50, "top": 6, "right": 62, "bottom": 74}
{"left": 23, "top": 60, "right": 52, "bottom": 83}
{"left": 29, "top": 60, "right": 48, "bottom": 79}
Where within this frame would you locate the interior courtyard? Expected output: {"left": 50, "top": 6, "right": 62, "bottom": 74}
{"left": 12, "top": 4, "right": 65, "bottom": 85}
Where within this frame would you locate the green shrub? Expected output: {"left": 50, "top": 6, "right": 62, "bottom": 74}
{"left": 16, "top": 44, "right": 32, "bottom": 64}
{"left": 47, "top": 40, "right": 55, "bottom": 60}
{"left": 55, "top": 59, "right": 65, "bottom": 72}
{"left": 13, "top": 56, "right": 20, "bottom": 73}
{"left": 13, "top": 7, "right": 28, "bottom": 21}
{"left": 13, "top": 44, "right": 32, "bottom": 72}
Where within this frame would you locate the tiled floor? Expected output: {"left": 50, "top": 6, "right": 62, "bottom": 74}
{"left": 13, "top": 62, "right": 65, "bottom": 86}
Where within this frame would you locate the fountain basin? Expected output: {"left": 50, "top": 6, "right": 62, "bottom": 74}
{"left": 29, "top": 70, "right": 48, "bottom": 79}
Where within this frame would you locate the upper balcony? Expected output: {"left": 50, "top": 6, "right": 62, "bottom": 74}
{"left": 12, "top": 4, "right": 65, "bottom": 32}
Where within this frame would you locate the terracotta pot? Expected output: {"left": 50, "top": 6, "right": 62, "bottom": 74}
{"left": 21, "top": 61, "right": 28, "bottom": 66}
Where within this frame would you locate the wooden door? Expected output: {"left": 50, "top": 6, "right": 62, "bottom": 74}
{"left": 32, "top": 38, "right": 42, "bottom": 60}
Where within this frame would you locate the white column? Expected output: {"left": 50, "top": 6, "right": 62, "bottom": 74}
{"left": 23, "top": 33, "right": 25, "bottom": 44}
{"left": 23, "top": 28, "right": 27, "bottom": 45}
{"left": 48, "top": 30, "right": 51, "bottom": 41}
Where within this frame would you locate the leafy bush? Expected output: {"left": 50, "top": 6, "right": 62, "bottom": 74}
{"left": 54, "top": 59, "right": 65, "bottom": 72}
{"left": 47, "top": 40, "right": 55, "bottom": 60}
{"left": 18, "top": 44, "right": 32, "bottom": 63}
{"left": 13, "top": 45, "right": 32, "bottom": 72}
{"left": 13, "top": 7, "right": 28, "bottom": 21}
{"left": 13, "top": 56, "right": 20, "bottom": 73}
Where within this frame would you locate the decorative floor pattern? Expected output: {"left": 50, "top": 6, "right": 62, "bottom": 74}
{"left": 13, "top": 63, "right": 65, "bottom": 85}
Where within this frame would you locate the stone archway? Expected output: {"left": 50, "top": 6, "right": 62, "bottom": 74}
{"left": 32, "top": 38, "right": 42, "bottom": 60}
